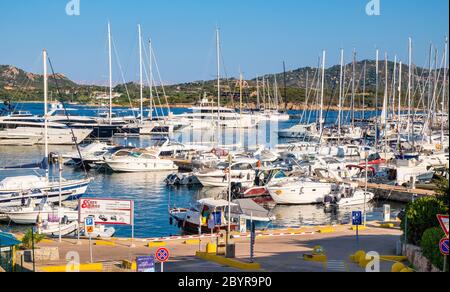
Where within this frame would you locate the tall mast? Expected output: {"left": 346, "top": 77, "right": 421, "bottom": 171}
{"left": 149, "top": 40, "right": 153, "bottom": 120}
{"left": 398, "top": 61, "right": 402, "bottom": 145}
{"left": 216, "top": 28, "right": 221, "bottom": 146}
{"left": 408, "top": 38, "right": 413, "bottom": 142}
{"left": 375, "top": 49, "right": 379, "bottom": 146}
{"left": 351, "top": 49, "right": 356, "bottom": 128}
{"left": 138, "top": 24, "right": 144, "bottom": 123}
{"left": 43, "top": 49, "right": 49, "bottom": 180}
{"left": 384, "top": 53, "right": 389, "bottom": 155}
{"left": 442, "top": 37, "right": 448, "bottom": 145}
{"left": 108, "top": 22, "right": 113, "bottom": 125}
{"left": 362, "top": 61, "right": 367, "bottom": 121}
{"left": 338, "top": 48, "right": 344, "bottom": 143}
{"left": 283, "top": 61, "right": 288, "bottom": 111}
{"left": 256, "top": 76, "right": 260, "bottom": 110}
{"left": 319, "top": 50, "right": 326, "bottom": 143}
{"left": 392, "top": 56, "right": 397, "bottom": 118}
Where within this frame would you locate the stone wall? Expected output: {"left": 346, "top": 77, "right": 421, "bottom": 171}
{"left": 23, "top": 247, "right": 60, "bottom": 263}
{"left": 404, "top": 244, "right": 441, "bottom": 272}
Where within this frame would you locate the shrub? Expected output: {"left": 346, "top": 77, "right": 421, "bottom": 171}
{"left": 21, "top": 229, "right": 46, "bottom": 250}
{"left": 400, "top": 197, "right": 448, "bottom": 245}
{"left": 421, "top": 227, "right": 447, "bottom": 271}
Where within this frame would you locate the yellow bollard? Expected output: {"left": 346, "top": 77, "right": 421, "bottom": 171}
{"left": 353, "top": 250, "right": 366, "bottom": 263}
{"left": 400, "top": 267, "right": 414, "bottom": 272}
{"left": 206, "top": 243, "right": 217, "bottom": 254}
{"left": 391, "top": 262, "right": 406, "bottom": 273}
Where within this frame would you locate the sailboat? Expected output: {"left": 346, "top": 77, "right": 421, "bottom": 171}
{"left": 0, "top": 50, "right": 91, "bottom": 207}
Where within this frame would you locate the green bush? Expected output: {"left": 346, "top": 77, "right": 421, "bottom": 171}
{"left": 421, "top": 227, "right": 447, "bottom": 271}
{"left": 21, "top": 229, "right": 45, "bottom": 250}
{"left": 401, "top": 197, "right": 448, "bottom": 245}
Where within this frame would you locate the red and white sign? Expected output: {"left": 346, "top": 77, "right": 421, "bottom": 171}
{"left": 155, "top": 248, "right": 170, "bottom": 263}
{"left": 79, "top": 198, "right": 134, "bottom": 226}
{"left": 437, "top": 215, "right": 449, "bottom": 238}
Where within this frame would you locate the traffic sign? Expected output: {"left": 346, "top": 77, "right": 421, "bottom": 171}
{"left": 85, "top": 217, "right": 95, "bottom": 235}
{"left": 136, "top": 256, "right": 155, "bottom": 272}
{"left": 439, "top": 238, "right": 449, "bottom": 256}
{"left": 155, "top": 247, "right": 170, "bottom": 263}
{"left": 352, "top": 211, "right": 363, "bottom": 226}
{"left": 437, "top": 215, "right": 449, "bottom": 238}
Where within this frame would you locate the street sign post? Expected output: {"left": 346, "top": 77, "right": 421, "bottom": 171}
{"left": 155, "top": 247, "right": 170, "bottom": 273}
{"left": 440, "top": 237, "right": 449, "bottom": 273}
{"left": 437, "top": 215, "right": 449, "bottom": 238}
{"left": 85, "top": 217, "right": 95, "bottom": 263}
{"left": 353, "top": 211, "right": 363, "bottom": 250}
{"left": 136, "top": 256, "right": 155, "bottom": 273}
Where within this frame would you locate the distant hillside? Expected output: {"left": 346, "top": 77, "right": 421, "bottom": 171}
{"left": 0, "top": 65, "right": 78, "bottom": 90}
{"left": 1, "top": 61, "right": 446, "bottom": 109}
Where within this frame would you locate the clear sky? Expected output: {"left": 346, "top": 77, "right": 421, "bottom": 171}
{"left": 0, "top": 0, "right": 448, "bottom": 85}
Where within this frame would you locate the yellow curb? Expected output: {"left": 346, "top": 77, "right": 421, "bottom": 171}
{"left": 148, "top": 241, "right": 166, "bottom": 248}
{"left": 350, "top": 226, "right": 368, "bottom": 231}
{"left": 183, "top": 239, "right": 201, "bottom": 245}
{"left": 196, "top": 252, "right": 261, "bottom": 271}
{"left": 317, "top": 227, "right": 335, "bottom": 233}
{"left": 41, "top": 263, "right": 103, "bottom": 272}
{"left": 122, "top": 260, "right": 137, "bottom": 271}
{"left": 94, "top": 240, "right": 116, "bottom": 247}
{"left": 303, "top": 254, "right": 327, "bottom": 263}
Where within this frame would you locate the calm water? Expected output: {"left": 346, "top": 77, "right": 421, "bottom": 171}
{"left": 0, "top": 103, "right": 404, "bottom": 238}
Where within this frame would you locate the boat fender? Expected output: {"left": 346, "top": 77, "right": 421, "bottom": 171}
{"left": 169, "top": 217, "right": 173, "bottom": 226}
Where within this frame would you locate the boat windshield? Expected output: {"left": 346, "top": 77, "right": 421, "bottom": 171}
{"left": 216, "top": 162, "right": 230, "bottom": 170}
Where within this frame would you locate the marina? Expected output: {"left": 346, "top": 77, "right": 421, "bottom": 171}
{"left": 0, "top": 0, "right": 448, "bottom": 275}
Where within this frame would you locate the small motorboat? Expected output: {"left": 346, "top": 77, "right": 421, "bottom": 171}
{"left": 38, "top": 218, "right": 79, "bottom": 237}
{"left": 324, "top": 186, "right": 375, "bottom": 208}
{"left": 165, "top": 173, "right": 201, "bottom": 186}
{"left": 80, "top": 225, "right": 116, "bottom": 238}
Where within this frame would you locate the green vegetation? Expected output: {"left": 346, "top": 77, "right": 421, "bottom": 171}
{"left": 21, "top": 229, "right": 46, "bottom": 250}
{"left": 421, "top": 227, "right": 447, "bottom": 271}
{"left": 400, "top": 196, "right": 448, "bottom": 246}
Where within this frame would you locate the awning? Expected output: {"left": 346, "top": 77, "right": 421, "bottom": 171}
{"left": 0, "top": 232, "right": 21, "bottom": 247}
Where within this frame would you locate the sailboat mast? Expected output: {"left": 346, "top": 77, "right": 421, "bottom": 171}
{"left": 216, "top": 28, "right": 221, "bottom": 146}
{"left": 398, "top": 62, "right": 403, "bottom": 143}
{"left": 392, "top": 56, "right": 397, "bottom": 119}
{"left": 375, "top": 49, "right": 379, "bottom": 146}
{"left": 283, "top": 61, "right": 287, "bottom": 111}
{"left": 362, "top": 61, "right": 367, "bottom": 121}
{"left": 149, "top": 40, "right": 153, "bottom": 120}
{"left": 351, "top": 49, "right": 356, "bottom": 128}
{"left": 384, "top": 53, "right": 389, "bottom": 155}
{"left": 256, "top": 76, "right": 260, "bottom": 110}
{"left": 408, "top": 38, "right": 413, "bottom": 142}
{"left": 442, "top": 37, "right": 448, "bottom": 145}
{"left": 138, "top": 24, "right": 144, "bottom": 123}
{"left": 43, "top": 49, "right": 49, "bottom": 179}
{"left": 338, "top": 49, "right": 344, "bottom": 142}
{"left": 108, "top": 22, "right": 113, "bottom": 125}
{"left": 319, "top": 50, "right": 326, "bottom": 143}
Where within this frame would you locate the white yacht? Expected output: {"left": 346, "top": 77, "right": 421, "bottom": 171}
{"left": 2, "top": 199, "right": 78, "bottom": 225}
{"left": 267, "top": 178, "right": 336, "bottom": 205}
{"left": 0, "top": 115, "right": 92, "bottom": 145}
{"left": 0, "top": 175, "right": 90, "bottom": 207}
{"left": 172, "top": 98, "right": 257, "bottom": 129}
{"left": 194, "top": 160, "right": 257, "bottom": 188}
{"left": 104, "top": 149, "right": 178, "bottom": 172}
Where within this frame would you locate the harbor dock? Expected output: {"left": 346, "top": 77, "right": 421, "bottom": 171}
{"left": 13, "top": 223, "right": 404, "bottom": 273}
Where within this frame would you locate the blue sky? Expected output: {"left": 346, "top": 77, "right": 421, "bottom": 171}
{"left": 0, "top": 0, "right": 448, "bottom": 85}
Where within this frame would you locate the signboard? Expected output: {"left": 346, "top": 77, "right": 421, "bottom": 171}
{"left": 352, "top": 211, "right": 363, "bottom": 226}
{"left": 155, "top": 248, "right": 170, "bottom": 263}
{"left": 85, "top": 217, "right": 95, "bottom": 234}
{"left": 437, "top": 215, "right": 449, "bottom": 238}
{"left": 136, "top": 256, "right": 155, "bottom": 272}
{"left": 439, "top": 238, "right": 449, "bottom": 256}
{"left": 79, "top": 198, "right": 134, "bottom": 226}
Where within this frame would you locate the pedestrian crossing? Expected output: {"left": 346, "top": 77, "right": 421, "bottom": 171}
{"left": 326, "top": 260, "right": 348, "bottom": 272}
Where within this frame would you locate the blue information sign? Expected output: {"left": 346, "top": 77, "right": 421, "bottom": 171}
{"left": 136, "top": 256, "right": 155, "bottom": 272}
{"left": 440, "top": 238, "right": 449, "bottom": 256}
{"left": 352, "top": 211, "right": 363, "bottom": 226}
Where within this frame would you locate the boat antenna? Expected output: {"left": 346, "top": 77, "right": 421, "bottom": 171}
{"left": 47, "top": 56, "right": 88, "bottom": 176}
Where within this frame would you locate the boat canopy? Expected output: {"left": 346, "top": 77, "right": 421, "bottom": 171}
{"left": 198, "top": 199, "right": 238, "bottom": 208}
